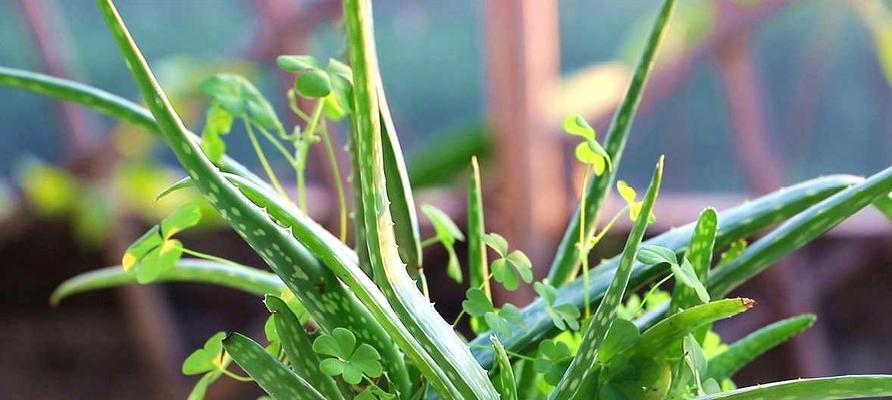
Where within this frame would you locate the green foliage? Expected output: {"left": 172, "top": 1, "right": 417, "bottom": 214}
{"left": 11, "top": 0, "right": 892, "bottom": 399}
{"left": 122, "top": 202, "right": 201, "bottom": 283}
{"left": 462, "top": 288, "right": 524, "bottom": 337}
{"left": 421, "top": 203, "right": 464, "bottom": 283}
{"left": 313, "top": 328, "right": 384, "bottom": 385}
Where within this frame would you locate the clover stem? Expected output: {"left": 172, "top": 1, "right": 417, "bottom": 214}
{"left": 469, "top": 344, "right": 536, "bottom": 362}
{"left": 180, "top": 247, "right": 252, "bottom": 269}
{"left": 318, "top": 119, "right": 348, "bottom": 242}
{"left": 244, "top": 120, "right": 289, "bottom": 200}
{"left": 579, "top": 165, "right": 593, "bottom": 319}
{"left": 219, "top": 366, "right": 254, "bottom": 382}
{"left": 253, "top": 122, "right": 300, "bottom": 167}
{"left": 293, "top": 100, "right": 326, "bottom": 212}
{"left": 420, "top": 237, "right": 439, "bottom": 248}
{"left": 635, "top": 273, "right": 673, "bottom": 317}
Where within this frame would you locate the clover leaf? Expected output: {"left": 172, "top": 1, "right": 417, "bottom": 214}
{"left": 636, "top": 244, "right": 677, "bottom": 266}
{"left": 200, "top": 104, "right": 234, "bottom": 164}
{"left": 462, "top": 288, "right": 524, "bottom": 337}
{"left": 533, "top": 282, "right": 581, "bottom": 331}
{"left": 421, "top": 203, "right": 465, "bottom": 283}
{"left": 534, "top": 339, "right": 573, "bottom": 386}
{"left": 617, "top": 180, "right": 656, "bottom": 223}
{"left": 199, "top": 74, "right": 283, "bottom": 134}
{"left": 122, "top": 202, "right": 201, "bottom": 283}
{"left": 313, "top": 327, "right": 383, "bottom": 385}
{"left": 482, "top": 233, "right": 509, "bottom": 256}
{"left": 182, "top": 331, "right": 226, "bottom": 375}
{"left": 492, "top": 251, "right": 533, "bottom": 291}
{"left": 636, "top": 244, "right": 709, "bottom": 304}
{"left": 563, "top": 114, "right": 611, "bottom": 174}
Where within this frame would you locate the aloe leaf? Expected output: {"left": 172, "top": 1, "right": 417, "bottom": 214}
{"left": 94, "top": 1, "right": 410, "bottom": 393}
{"left": 469, "top": 174, "right": 861, "bottom": 369}
{"left": 222, "top": 333, "right": 326, "bottom": 400}
{"left": 344, "top": 0, "right": 497, "bottom": 398}
{"left": 550, "top": 157, "right": 663, "bottom": 400}
{"left": 692, "top": 375, "right": 892, "bottom": 400}
{"left": 50, "top": 259, "right": 285, "bottom": 305}
{"left": 710, "top": 166, "right": 892, "bottom": 297}
{"left": 706, "top": 314, "right": 816, "bottom": 381}
{"left": 378, "top": 82, "right": 425, "bottom": 293}
{"left": 265, "top": 295, "right": 345, "bottom": 400}
{"left": 491, "top": 336, "right": 518, "bottom": 400}
{"left": 0, "top": 66, "right": 265, "bottom": 187}
{"left": 226, "top": 173, "right": 461, "bottom": 399}
{"left": 627, "top": 298, "right": 753, "bottom": 358}
{"left": 468, "top": 156, "right": 491, "bottom": 332}
{"left": 547, "top": 0, "right": 677, "bottom": 287}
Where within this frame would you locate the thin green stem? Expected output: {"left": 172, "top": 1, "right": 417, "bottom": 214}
{"left": 244, "top": 120, "right": 289, "bottom": 200}
{"left": 579, "top": 166, "right": 593, "bottom": 319}
{"left": 180, "top": 248, "right": 252, "bottom": 269}
{"left": 319, "top": 120, "right": 348, "bottom": 242}
{"left": 470, "top": 344, "right": 536, "bottom": 362}
{"left": 421, "top": 237, "right": 439, "bottom": 248}
{"left": 293, "top": 100, "right": 327, "bottom": 212}
{"left": 253, "top": 122, "right": 299, "bottom": 167}
{"left": 451, "top": 272, "right": 495, "bottom": 327}
{"left": 635, "top": 273, "right": 673, "bottom": 317}
{"left": 216, "top": 353, "right": 253, "bottom": 382}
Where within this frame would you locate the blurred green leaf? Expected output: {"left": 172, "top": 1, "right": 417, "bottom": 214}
{"left": 182, "top": 332, "right": 226, "bottom": 375}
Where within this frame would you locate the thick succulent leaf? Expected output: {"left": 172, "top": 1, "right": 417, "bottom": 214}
{"left": 547, "top": 0, "right": 677, "bottom": 286}
{"left": 51, "top": 259, "right": 285, "bottom": 306}
{"left": 872, "top": 192, "right": 892, "bottom": 219}
{"left": 670, "top": 208, "right": 717, "bottom": 316}
{"left": 706, "top": 314, "right": 816, "bottom": 381}
{"left": 627, "top": 298, "right": 753, "bottom": 358}
{"left": 227, "top": 173, "right": 464, "bottom": 399}
{"left": 93, "top": 2, "right": 410, "bottom": 393}
{"left": 692, "top": 375, "right": 892, "bottom": 400}
{"left": 709, "top": 166, "right": 892, "bottom": 297}
{"left": 265, "top": 295, "right": 344, "bottom": 400}
{"left": 549, "top": 157, "right": 663, "bottom": 400}
{"left": 223, "top": 333, "right": 326, "bottom": 400}
{"left": 491, "top": 336, "right": 518, "bottom": 400}
{"left": 0, "top": 66, "right": 265, "bottom": 187}
{"left": 467, "top": 157, "right": 491, "bottom": 332}
{"left": 468, "top": 174, "right": 861, "bottom": 369}
{"left": 343, "top": 0, "right": 497, "bottom": 398}
{"left": 378, "top": 82, "right": 424, "bottom": 291}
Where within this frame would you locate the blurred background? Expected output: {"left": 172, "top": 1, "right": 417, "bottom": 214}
{"left": 0, "top": 0, "right": 890, "bottom": 399}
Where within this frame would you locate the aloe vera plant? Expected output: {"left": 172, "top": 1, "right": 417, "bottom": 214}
{"left": 5, "top": 0, "right": 892, "bottom": 399}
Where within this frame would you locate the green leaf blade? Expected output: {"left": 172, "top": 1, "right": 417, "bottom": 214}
{"left": 692, "top": 375, "right": 892, "bottom": 400}
{"left": 706, "top": 314, "right": 816, "bottom": 381}
{"left": 546, "top": 0, "right": 677, "bottom": 287}
{"left": 549, "top": 156, "right": 664, "bottom": 400}
{"left": 223, "top": 333, "right": 326, "bottom": 400}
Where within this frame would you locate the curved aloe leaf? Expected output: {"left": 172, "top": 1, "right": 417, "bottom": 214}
{"left": 50, "top": 259, "right": 285, "bottom": 305}
{"left": 344, "top": 0, "right": 497, "bottom": 398}
{"left": 0, "top": 66, "right": 264, "bottom": 186}
{"left": 227, "top": 173, "right": 463, "bottom": 399}
{"left": 470, "top": 174, "right": 861, "bottom": 369}
{"left": 550, "top": 157, "right": 663, "bottom": 400}
{"left": 222, "top": 332, "right": 326, "bottom": 400}
{"left": 706, "top": 314, "right": 816, "bottom": 381}
{"left": 378, "top": 82, "right": 425, "bottom": 294}
{"left": 547, "top": 0, "right": 677, "bottom": 286}
{"left": 628, "top": 298, "right": 753, "bottom": 358}
{"left": 468, "top": 156, "right": 491, "bottom": 332}
{"left": 265, "top": 295, "right": 345, "bottom": 400}
{"left": 491, "top": 336, "right": 518, "bottom": 400}
{"left": 693, "top": 375, "right": 892, "bottom": 400}
{"left": 94, "top": 1, "right": 410, "bottom": 394}
{"left": 710, "top": 166, "right": 892, "bottom": 297}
